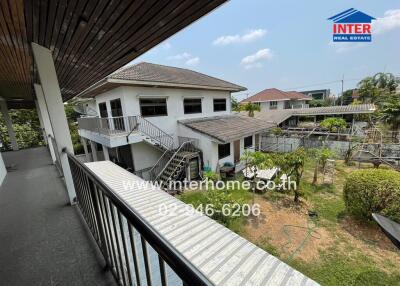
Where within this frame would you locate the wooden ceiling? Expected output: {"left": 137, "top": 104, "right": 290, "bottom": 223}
{"left": 0, "top": 0, "right": 226, "bottom": 108}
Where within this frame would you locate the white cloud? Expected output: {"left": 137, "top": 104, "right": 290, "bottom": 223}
{"left": 374, "top": 9, "right": 400, "bottom": 34}
{"left": 185, "top": 57, "right": 200, "bottom": 66}
{"left": 167, "top": 52, "right": 200, "bottom": 67}
{"left": 161, "top": 42, "right": 172, "bottom": 49}
{"left": 167, "top": 52, "right": 192, "bottom": 60}
{"left": 241, "top": 48, "right": 273, "bottom": 69}
{"left": 213, "top": 29, "right": 267, "bottom": 46}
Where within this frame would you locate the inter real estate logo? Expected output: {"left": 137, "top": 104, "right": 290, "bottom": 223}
{"left": 328, "top": 8, "right": 375, "bottom": 42}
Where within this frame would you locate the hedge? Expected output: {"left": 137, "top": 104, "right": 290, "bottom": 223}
{"left": 343, "top": 169, "right": 400, "bottom": 222}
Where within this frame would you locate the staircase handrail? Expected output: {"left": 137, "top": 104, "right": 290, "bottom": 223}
{"left": 154, "top": 140, "right": 197, "bottom": 182}
{"left": 136, "top": 116, "right": 175, "bottom": 150}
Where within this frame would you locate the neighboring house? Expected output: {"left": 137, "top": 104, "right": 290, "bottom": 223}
{"left": 77, "top": 62, "right": 273, "bottom": 183}
{"left": 299, "top": 89, "right": 330, "bottom": 100}
{"left": 240, "top": 88, "right": 312, "bottom": 111}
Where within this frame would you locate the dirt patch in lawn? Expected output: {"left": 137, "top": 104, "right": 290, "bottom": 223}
{"left": 244, "top": 197, "right": 334, "bottom": 262}
{"left": 244, "top": 196, "right": 400, "bottom": 269}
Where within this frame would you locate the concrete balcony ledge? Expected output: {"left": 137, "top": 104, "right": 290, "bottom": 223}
{"left": 86, "top": 160, "right": 319, "bottom": 286}
{"left": 78, "top": 128, "right": 144, "bottom": 148}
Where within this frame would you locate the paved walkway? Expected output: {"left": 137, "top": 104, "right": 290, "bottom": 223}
{"left": 0, "top": 147, "right": 116, "bottom": 286}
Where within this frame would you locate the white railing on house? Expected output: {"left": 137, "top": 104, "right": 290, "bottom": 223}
{"left": 78, "top": 115, "right": 174, "bottom": 150}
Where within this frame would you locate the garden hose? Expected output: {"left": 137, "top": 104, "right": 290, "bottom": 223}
{"left": 281, "top": 215, "right": 322, "bottom": 262}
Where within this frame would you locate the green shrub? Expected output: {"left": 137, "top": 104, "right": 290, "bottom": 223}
{"left": 343, "top": 169, "right": 400, "bottom": 222}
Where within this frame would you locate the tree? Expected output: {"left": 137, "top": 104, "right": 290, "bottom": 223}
{"left": 336, "top": 89, "right": 354, "bottom": 105}
{"left": 320, "top": 117, "right": 347, "bottom": 132}
{"left": 241, "top": 102, "right": 260, "bottom": 117}
{"left": 271, "top": 148, "right": 307, "bottom": 202}
{"left": 379, "top": 95, "right": 400, "bottom": 135}
{"left": 357, "top": 72, "right": 399, "bottom": 103}
{"left": 231, "top": 96, "right": 241, "bottom": 112}
{"left": 309, "top": 147, "right": 336, "bottom": 185}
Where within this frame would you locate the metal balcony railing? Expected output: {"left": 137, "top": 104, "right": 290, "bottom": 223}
{"left": 78, "top": 115, "right": 174, "bottom": 150}
{"left": 66, "top": 152, "right": 213, "bottom": 286}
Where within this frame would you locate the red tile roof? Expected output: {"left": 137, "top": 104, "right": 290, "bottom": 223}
{"left": 241, "top": 88, "right": 312, "bottom": 103}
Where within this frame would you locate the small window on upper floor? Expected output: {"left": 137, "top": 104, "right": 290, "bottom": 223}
{"left": 270, "top": 101, "right": 278, "bottom": 110}
{"left": 140, "top": 98, "right": 168, "bottom": 117}
{"left": 244, "top": 135, "right": 253, "bottom": 148}
{"left": 183, "top": 98, "right": 202, "bottom": 114}
{"left": 213, "top": 98, "right": 226, "bottom": 112}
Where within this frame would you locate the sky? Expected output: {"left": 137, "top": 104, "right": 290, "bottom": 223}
{"left": 131, "top": 0, "right": 400, "bottom": 101}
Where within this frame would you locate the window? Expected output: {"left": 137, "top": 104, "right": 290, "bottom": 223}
{"left": 140, "top": 98, "right": 167, "bottom": 117}
{"left": 213, "top": 98, "right": 226, "bottom": 112}
{"left": 244, "top": 135, "right": 253, "bottom": 148}
{"left": 110, "top": 98, "right": 123, "bottom": 117}
{"left": 269, "top": 101, "right": 278, "bottom": 110}
{"left": 98, "top": 102, "right": 108, "bottom": 118}
{"left": 183, "top": 98, "right": 202, "bottom": 114}
{"left": 218, "top": 143, "right": 230, "bottom": 159}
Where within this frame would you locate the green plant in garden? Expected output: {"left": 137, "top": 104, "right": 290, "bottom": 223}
{"left": 203, "top": 170, "right": 220, "bottom": 182}
{"left": 270, "top": 127, "right": 283, "bottom": 136}
{"left": 308, "top": 147, "right": 336, "bottom": 185}
{"left": 271, "top": 148, "right": 307, "bottom": 202}
{"left": 320, "top": 117, "right": 347, "bottom": 132}
{"left": 343, "top": 169, "right": 400, "bottom": 222}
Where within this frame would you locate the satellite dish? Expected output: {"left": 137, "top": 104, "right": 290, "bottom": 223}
{"left": 73, "top": 104, "right": 98, "bottom": 117}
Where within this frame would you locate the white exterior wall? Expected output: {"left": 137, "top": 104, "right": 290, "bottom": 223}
{"left": 0, "top": 152, "right": 6, "bottom": 185}
{"left": 259, "top": 100, "right": 286, "bottom": 111}
{"left": 259, "top": 100, "right": 308, "bottom": 111}
{"left": 93, "top": 86, "right": 231, "bottom": 141}
{"left": 130, "top": 142, "right": 163, "bottom": 171}
{"left": 177, "top": 124, "right": 256, "bottom": 172}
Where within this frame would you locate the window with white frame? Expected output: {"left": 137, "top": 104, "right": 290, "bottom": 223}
{"left": 269, "top": 101, "right": 278, "bottom": 109}
{"left": 183, "top": 98, "right": 202, "bottom": 114}
{"left": 139, "top": 98, "right": 168, "bottom": 117}
{"left": 213, "top": 98, "right": 227, "bottom": 112}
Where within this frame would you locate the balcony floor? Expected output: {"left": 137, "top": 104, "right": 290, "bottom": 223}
{"left": 0, "top": 147, "right": 116, "bottom": 286}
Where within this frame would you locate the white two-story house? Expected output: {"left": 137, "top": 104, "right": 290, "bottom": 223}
{"left": 240, "top": 88, "right": 312, "bottom": 111}
{"left": 77, "top": 62, "right": 273, "bottom": 186}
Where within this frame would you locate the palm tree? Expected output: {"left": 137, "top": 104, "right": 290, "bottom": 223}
{"left": 242, "top": 102, "right": 260, "bottom": 117}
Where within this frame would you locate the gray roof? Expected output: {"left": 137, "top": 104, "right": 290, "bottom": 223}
{"left": 86, "top": 161, "right": 319, "bottom": 286}
{"left": 179, "top": 115, "right": 275, "bottom": 143}
{"left": 108, "top": 62, "right": 246, "bottom": 92}
{"left": 254, "top": 104, "right": 376, "bottom": 124}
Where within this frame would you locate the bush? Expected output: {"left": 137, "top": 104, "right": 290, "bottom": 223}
{"left": 343, "top": 169, "right": 400, "bottom": 222}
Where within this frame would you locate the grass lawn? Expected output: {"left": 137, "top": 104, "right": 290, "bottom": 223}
{"left": 178, "top": 160, "right": 400, "bottom": 286}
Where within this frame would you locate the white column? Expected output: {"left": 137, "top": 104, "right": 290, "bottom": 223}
{"left": 31, "top": 43, "right": 76, "bottom": 205}
{"left": 90, "top": 141, "right": 98, "bottom": 161}
{"left": 0, "top": 100, "right": 19, "bottom": 151}
{"left": 80, "top": 137, "right": 91, "bottom": 162}
{"left": 34, "top": 84, "right": 56, "bottom": 163}
{"left": 103, "top": 145, "right": 110, "bottom": 160}
{"left": 34, "top": 99, "right": 48, "bottom": 145}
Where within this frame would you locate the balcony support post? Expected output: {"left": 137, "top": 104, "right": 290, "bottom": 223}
{"left": 0, "top": 100, "right": 19, "bottom": 151}
{"left": 34, "top": 98, "right": 48, "bottom": 145}
{"left": 31, "top": 43, "right": 76, "bottom": 205}
{"left": 34, "top": 84, "right": 56, "bottom": 163}
{"left": 90, "top": 141, "right": 98, "bottom": 161}
{"left": 103, "top": 145, "right": 110, "bottom": 161}
{"left": 80, "top": 137, "right": 91, "bottom": 162}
